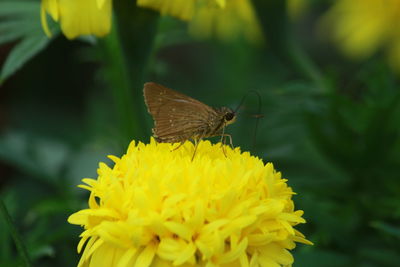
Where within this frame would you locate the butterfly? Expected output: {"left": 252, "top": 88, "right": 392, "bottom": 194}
{"left": 143, "top": 82, "right": 236, "bottom": 158}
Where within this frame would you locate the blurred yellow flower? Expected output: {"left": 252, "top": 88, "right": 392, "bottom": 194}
{"left": 68, "top": 139, "right": 312, "bottom": 267}
{"left": 288, "top": 0, "right": 308, "bottom": 19}
{"left": 41, "top": 0, "right": 112, "bottom": 39}
{"left": 137, "top": 0, "right": 263, "bottom": 43}
{"left": 322, "top": 0, "right": 400, "bottom": 70}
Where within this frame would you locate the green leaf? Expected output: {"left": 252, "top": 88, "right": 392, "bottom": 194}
{"left": 0, "top": 131, "right": 70, "bottom": 184}
{"left": 371, "top": 221, "right": 400, "bottom": 239}
{"left": 0, "top": 23, "right": 37, "bottom": 45}
{"left": 0, "top": 0, "right": 59, "bottom": 83}
{"left": 0, "top": 1, "right": 43, "bottom": 46}
{"left": 0, "top": 1, "right": 39, "bottom": 17}
{"left": 0, "top": 34, "right": 50, "bottom": 82}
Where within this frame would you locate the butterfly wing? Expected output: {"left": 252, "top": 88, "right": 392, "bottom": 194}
{"left": 143, "top": 82, "right": 218, "bottom": 142}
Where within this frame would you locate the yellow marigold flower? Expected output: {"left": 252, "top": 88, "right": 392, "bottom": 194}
{"left": 137, "top": 0, "right": 263, "bottom": 43}
{"left": 41, "top": 0, "right": 112, "bottom": 39}
{"left": 68, "top": 139, "right": 312, "bottom": 267}
{"left": 321, "top": 0, "right": 400, "bottom": 70}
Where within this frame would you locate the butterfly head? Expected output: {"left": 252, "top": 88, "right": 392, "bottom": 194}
{"left": 220, "top": 107, "right": 236, "bottom": 125}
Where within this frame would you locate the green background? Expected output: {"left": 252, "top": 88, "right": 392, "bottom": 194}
{"left": 1, "top": 0, "right": 400, "bottom": 266}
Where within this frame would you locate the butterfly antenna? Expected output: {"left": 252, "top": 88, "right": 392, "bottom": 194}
{"left": 234, "top": 90, "right": 263, "bottom": 149}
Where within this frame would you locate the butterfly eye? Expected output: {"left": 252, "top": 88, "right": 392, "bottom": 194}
{"left": 224, "top": 112, "right": 235, "bottom": 121}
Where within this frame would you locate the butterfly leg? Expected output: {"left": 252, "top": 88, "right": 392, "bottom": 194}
{"left": 221, "top": 134, "right": 234, "bottom": 149}
{"left": 218, "top": 124, "right": 228, "bottom": 157}
{"left": 171, "top": 142, "right": 185, "bottom": 151}
{"left": 218, "top": 134, "right": 233, "bottom": 157}
{"left": 219, "top": 133, "right": 233, "bottom": 147}
{"left": 191, "top": 138, "right": 201, "bottom": 161}
{"left": 218, "top": 135, "right": 227, "bottom": 157}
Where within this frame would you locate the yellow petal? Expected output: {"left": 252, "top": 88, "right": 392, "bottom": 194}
{"left": 134, "top": 243, "right": 157, "bottom": 267}
{"left": 42, "top": 0, "right": 59, "bottom": 20}
{"left": 117, "top": 247, "right": 138, "bottom": 267}
{"left": 58, "top": 0, "right": 112, "bottom": 39}
{"left": 137, "top": 0, "right": 195, "bottom": 21}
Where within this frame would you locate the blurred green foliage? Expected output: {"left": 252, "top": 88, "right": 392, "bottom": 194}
{"left": 1, "top": 0, "right": 400, "bottom": 266}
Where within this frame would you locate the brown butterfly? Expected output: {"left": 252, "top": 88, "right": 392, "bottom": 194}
{"left": 143, "top": 82, "right": 236, "bottom": 157}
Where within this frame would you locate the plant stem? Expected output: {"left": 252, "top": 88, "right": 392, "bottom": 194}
{"left": 111, "top": 0, "right": 159, "bottom": 145}
{"left": 252, "top": 0, "right": 329, "bottom": 93}
{"left": 0, "top": 198, "right": 31, "bottom": 266}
